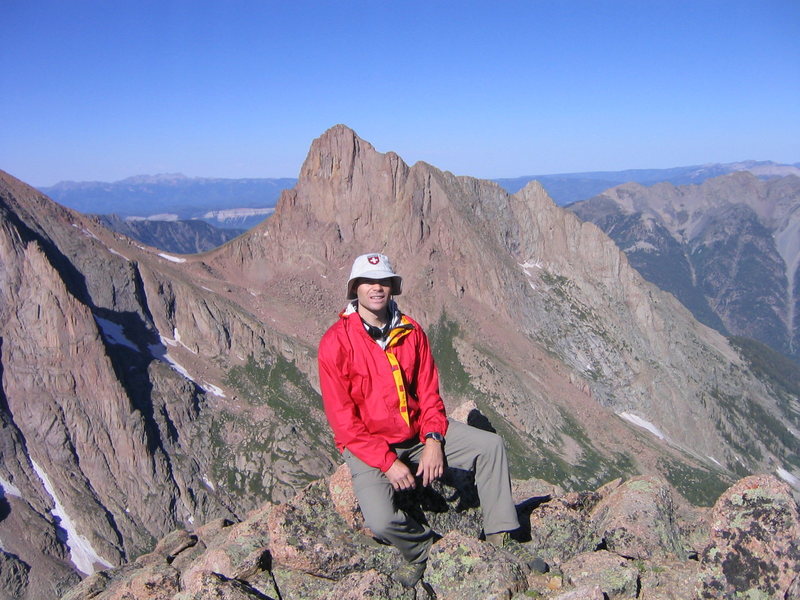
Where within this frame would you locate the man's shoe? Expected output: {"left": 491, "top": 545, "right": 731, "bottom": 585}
{"left": 486, "top": 532, "right": 549, "bottom": 574}
{"left": 395, "top": 561, "right": 427, "bottom": 588}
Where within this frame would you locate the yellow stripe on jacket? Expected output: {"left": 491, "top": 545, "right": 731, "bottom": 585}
{"left": 385, "top": 319, "right": 413, "bottom": 426}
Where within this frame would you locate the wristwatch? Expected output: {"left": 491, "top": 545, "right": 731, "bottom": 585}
{"left": 425, "top": 432, "right": 445, "bottom": 443}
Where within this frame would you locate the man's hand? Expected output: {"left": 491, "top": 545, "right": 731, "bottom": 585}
{"left": 417, "top": 438, "right": 444, "bottom": 487}
{"left": 385, "top": 459, "right": 417, "bottom": 491}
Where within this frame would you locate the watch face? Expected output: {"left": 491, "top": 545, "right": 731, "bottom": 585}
{"left": 426, "top": 432, "right": 444, "bottom": 442}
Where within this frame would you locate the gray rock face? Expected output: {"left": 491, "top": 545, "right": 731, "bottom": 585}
{"left": 0, "top": 551, "right": 30, "bottom": 598}
{"left": 569, "top": 172, "right": 800, "bottom": 359}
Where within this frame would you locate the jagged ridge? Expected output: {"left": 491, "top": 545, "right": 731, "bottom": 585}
{"left": 0, "top": 125, "right": 798, "bottom": 599}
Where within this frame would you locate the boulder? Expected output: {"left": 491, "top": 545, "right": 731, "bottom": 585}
{"left": 525, "top": 493, "right": 601, "bottom": 567}
{"left": 637, "top": 558, "right": 701, "bottom": 600}
{"left": 320, "top": 569, "right": 411, "bottom": 600}
{"left": 181, "top": 504, "right": 272, "bottom": 590}
{"left": 327, "top": 463, "right": 365, "bottom": 531}
{"left": 266, "top": 479, "right": 385, "bottom": 578}
{"left": 512, "top": 476, "right": 565, "bottom": 504}
{"left": 560, "top": 550, "right": 640, "bottom": 599}
{"left": 550, "top": 585, "right": 605, "bottom": 600}
{"left": 62, "top": 561, "right": 181, "bottom": 600}
{"left": 153, "top": 529, "right": 199, "bottom": 560}
{"left": 590, "top": 476, "right": 685, "bottom": 560}
{"left": 424, "top": 530, "right": 529, "bottom": 600}
{"left": 697, "top": 474, "right": 800, "bottom": 598}
{"left": 171, "top": 571, "right": 271, "bottom": 599}
{"left": 265, "top": 566, "right": 337, "bottom": 599}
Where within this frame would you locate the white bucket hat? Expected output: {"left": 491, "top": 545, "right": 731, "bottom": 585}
{"left": 346, "top": 253, "right": 403, "bottom": 299}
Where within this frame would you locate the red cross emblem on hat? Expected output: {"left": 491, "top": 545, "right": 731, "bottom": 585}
{"left": 368, "top": 255, "right": 380, "bottom": 264}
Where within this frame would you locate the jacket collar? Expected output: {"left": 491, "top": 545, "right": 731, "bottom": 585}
{"left": 342, "top": 300, "right": 413, "bottom": 348}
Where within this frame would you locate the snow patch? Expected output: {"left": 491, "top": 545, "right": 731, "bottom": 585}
{"left": 202, "top": 476, "right": 216, "bottom": 491}
{"left": 519, "top": 260, "right": 543, "bottom": 288}
{"left": 30, "top": 460, "right": 113, "bottom": 575}
{"left": 108, "top": 248, "right": 130, "bottom": 261}
{"left": 776, "top": 467, "right": 800, "bottom": 489}
{"left": 518, "top": 260, "right": 543, "bottom": 278}
{"left": 202, "top": 207, "right": 274, "bottom": 220}
{"left": 707, "top": 456, "right": 722, "bottom": 467}
{"left": 160, "top": 330, "right": 179, "bottom": 347}
{"left": 72, "top": 223, "right": 99, "bottom": 241}
{"left": 94, "top": 316, "right": 138, "bottom": 351}
{"left": 619, "top": 412, "right": 666, "bottom": 440}
{"left": 172, "top": 329, "right": 197, "bottom": 354}
{"left": 149, "top": 336, "right": 224, "bottom": 397}
{"left": 623, "top": 241, "right": 658, "bottom": 253}
{"left": 158, "top": 253, "right": 187, "bottom": 263}
{"left": 0, "top": 476, "right": 22, "bottom": 498}
{"left": 519, "top": 260, "right": 542, "bottom": 270}
{"left": 161, "top": 353, "right": 193, "bottom": 380}
{"left": 201, "top": 382, "right": 226, "bottom": 398}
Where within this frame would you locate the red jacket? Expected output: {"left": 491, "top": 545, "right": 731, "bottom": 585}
{"left": 318, "top": 306, "right": 449, "bottom": 472}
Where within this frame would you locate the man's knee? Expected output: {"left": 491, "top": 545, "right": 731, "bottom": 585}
{"left": 474, "top": 427, "right": 506, "bottom": 456}
{"left": 358, "top": 495, "right": 402, "bottom": 539}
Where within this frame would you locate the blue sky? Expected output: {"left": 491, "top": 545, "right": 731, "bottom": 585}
{"left": 2, "top": 0, "right": 798, "bottom": 186}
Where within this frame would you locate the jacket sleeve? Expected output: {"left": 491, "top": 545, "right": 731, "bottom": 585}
{"left": 412, "top": 327, "right": 449, "bottom": 442}
{"left": 318, "top": 329, "right": 398, "bottom": 472}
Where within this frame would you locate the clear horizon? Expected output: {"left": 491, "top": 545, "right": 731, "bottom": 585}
{"left": 2, "top": 0, "right": 798, "bottom": 187}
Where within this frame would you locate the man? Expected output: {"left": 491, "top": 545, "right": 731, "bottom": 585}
{"left": 318, "top": 253, "right": 545, "bottom": 587}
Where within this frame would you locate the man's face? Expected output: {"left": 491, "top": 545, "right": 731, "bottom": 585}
{"left": 355, "top": 278, "right": 393, "bottom": 315}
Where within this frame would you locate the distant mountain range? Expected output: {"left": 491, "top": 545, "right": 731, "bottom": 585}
{"left": 494, "top": 160, "right": 800, "bottom": 205}
{"left": 38, "top": 162, "right": 800, "bottom": 236}
{"left": 39, "top": 174, "right": 293, "bottom": 230}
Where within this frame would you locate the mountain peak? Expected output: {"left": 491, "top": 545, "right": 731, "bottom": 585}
{"left": 3, "top": 127, "right": 798, "bottom": 599}
{"left": 288, "top": 124, "right": 410, "bottom": 244}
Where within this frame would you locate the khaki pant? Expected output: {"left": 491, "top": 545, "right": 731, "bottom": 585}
{"left": 343, "top": 419, "right": 520, "bottom": 564}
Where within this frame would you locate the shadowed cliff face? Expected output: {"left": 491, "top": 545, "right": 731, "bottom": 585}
{"left": 0, "top": 125, "right": 798, "bottom": 599}
{"left": 569, "top": 172, "right": 800, "bottom": 359}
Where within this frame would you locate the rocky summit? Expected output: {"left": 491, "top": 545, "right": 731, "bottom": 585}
{"left": 0, "top": 125, "right": 798, "bottom": 599}
{"left": 59, "top": 442, "right": 800, "bottom": 599}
